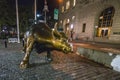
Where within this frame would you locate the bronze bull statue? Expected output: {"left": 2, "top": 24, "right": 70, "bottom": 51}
{"left": 20, "top": 22, "right": 73, "bottom": 69}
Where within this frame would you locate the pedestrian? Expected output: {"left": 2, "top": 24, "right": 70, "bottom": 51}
{"left": 22, "top": 38, "right": 24, "bottom": 47}
{"left": 4, "top": 39, "right": 7, "bottom": 48}
{"left": 70, "top": 31, "right": 74, "bottom": 41}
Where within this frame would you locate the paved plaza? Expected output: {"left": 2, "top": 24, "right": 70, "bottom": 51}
{"left": 0, "top": 41, "right": 120, "bottom": 80}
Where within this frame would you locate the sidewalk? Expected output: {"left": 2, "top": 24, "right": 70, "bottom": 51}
{"left": 0, "top": 41, "right": 120, "bottom": 80}
{"left": 71, "top": 40, "right": 120, "bottom": 54}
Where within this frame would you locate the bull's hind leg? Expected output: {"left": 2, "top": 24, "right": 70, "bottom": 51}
{"left": 20, "top": 36, "right": 34, "bottom": 69}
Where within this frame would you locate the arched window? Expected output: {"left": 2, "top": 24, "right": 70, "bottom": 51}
{"left": 97, "top": 7, "right": 115, "bottom": 37}
{"left": 98, "top": 7, "right": 115, "bottom": 27}
{"left": 66, "top": 1, "right": 70, "bottom": 10}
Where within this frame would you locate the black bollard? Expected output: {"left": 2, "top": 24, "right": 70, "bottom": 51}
{"left": 22, "top": 38, "right": 24, "bottom": 47}
{"left": 46, "top": 50, "right": 52, "bottom": 62}
{"left": 4, "top": 39, "right": 7, "bottom": 48}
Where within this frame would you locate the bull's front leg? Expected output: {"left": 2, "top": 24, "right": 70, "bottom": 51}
{"left": 20, "top": 36, "right": 34, "bottom": 69}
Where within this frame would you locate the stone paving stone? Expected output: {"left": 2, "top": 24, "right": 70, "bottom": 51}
{"left": 0, "top": 42, "right": 120, "bottom": 80}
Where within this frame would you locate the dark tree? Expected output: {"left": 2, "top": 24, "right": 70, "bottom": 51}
{"left": 19, "top": 5, "right": 34, "bottom": 34}
{"left": 0, "top": 0, "right": 16, "bottom": 26}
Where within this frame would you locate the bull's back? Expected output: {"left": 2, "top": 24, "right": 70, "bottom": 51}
{"left": 32, "top": 23, "right": 53, "bottom": 40}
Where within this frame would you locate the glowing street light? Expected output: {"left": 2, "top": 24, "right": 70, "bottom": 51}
{"left": 58, "top": 0, "right": 63, "bottom": 3}
{"left": 37, "top": 14, "right": 40, "bottom": 17}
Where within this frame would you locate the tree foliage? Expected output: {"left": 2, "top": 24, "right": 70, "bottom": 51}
{"left": 19, "top": 5, "right": 34, "bottom": 33}
{"left": 0, "top": 0, "right": 16, "bottom": 26}
{"left": 0, "top": 0, "right": 34, "bottom": 33}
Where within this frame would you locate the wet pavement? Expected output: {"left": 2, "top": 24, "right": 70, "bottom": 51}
{"left": 0, "top": 41, "right": 120, "bottom": 80}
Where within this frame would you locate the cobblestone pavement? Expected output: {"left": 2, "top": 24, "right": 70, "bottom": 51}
{"left": 0, "top": 42, "right": 120, "bottom": 80}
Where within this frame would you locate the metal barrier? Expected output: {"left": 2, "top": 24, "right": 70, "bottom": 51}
{"left": 8, "top": 38, "right": 18, "bottom": 43}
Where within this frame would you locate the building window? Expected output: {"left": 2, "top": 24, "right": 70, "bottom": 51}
{"left": 73, "top": 0, "right": 76, "bottom": 7}
{"left": 66, "top": 1, "right": 70, "bottom": 10}
{"left": 67, "top": 19, "right": 70, "bottom": 23}
{"left": 72, "top": 16, "right": 75, "bottom": 20}
{"left": 98, "top": 7, "right": 115, "bottom": 27}
{"left": 97, "top": 7, "right": 115, "bottom": 37}
{"left": 61, "top": 6, "right": 64, "bottom": 13}
{"left": 82, "top": 23, "right": 86, "bottom": 32}
{"left": 60, "top": 20, "right": 62, "bottom": 24}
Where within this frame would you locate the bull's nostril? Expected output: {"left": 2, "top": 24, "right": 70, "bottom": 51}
{"left": 63, "top": 47, "right": 67, "bottom": 53}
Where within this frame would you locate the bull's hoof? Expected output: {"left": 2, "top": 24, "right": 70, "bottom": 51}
{"left": 20, "top": 61, "right": 29, "bottom": 69}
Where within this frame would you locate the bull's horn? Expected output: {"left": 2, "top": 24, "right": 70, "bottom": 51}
{"left": 54, "top": 22, "right": 58, "bottom": 31}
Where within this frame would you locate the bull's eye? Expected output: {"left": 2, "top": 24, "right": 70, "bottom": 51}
{"left": 63, "top": 40, "right": 66, "bottom": 42}
{"left": 62, "top": 41, "right": 66, "bottom": 44}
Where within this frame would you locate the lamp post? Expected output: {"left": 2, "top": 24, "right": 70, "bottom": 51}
{"left": 16, "top": 0, "right": 20, "bottom": 43}
{"left": 34, "top": 0, "right": 37, "bottom": 24}
{"left": 43, "top": 0, "right": 49, "bottom": 23}
{"left": 93, "top": 26, "right": 98, "bottom": 43}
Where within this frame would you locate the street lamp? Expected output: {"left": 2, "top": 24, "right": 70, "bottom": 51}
{"left": 16, "top": 0, "right": 20, "bottom": 43}
{"left": 43, "top": 0, "right": 49, "bottom": 23}
{"left": 34, "top": 0, "right": 37, "bottom": 24}
{"left": 37, "top": 14, "right": 42, "bottom": 22}
{"left": 37, "top": 14, "right": 40, "bottom": 17}
{"left": 95, "top": 26, "right": 98, "bottom": 37}
{"left": 58, "top": 0, "right": 63, "bottom": 3}
{"left": 93, "top": 26, "right": 98, "bottom": 43}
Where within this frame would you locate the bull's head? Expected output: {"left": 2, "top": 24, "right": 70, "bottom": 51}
{"left": 52, "top": 29, "right": 73, "bottom": 53}
{"left": 60, "top": 40, "right": 73, "bottom": 53}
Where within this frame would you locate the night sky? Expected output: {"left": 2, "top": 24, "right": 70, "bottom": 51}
{"left": 8, "top": 0, "right": 59, "bottom": 17}
{"left": 11, "top": 0, "right": 59, "bottom": 16}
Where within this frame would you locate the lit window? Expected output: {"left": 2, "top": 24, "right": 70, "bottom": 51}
{"left": 98, "top": 7, "right": 115, "bottom": 27}
{"left": 61, "top": 6, "right": 64, "bottom": 13}
{"left": 67, "top": 19, "right": 70, "bottom": 23}
{"left": 71, "top": 24, "right": 73, "bottom": 29}
{"left": 72, "top": 16, "right": 75, "bottom": 20}
{"left": 60, "top": 20, "right": 62, "bottom": 24}
{"left": 97, "top": 7, "right": 115, "bottom": 37}
{"left": 73, "top": 0, "right": 76, "bottom": 7}
{"left": 66, "top": 1, "right": 70, "bottom": 10}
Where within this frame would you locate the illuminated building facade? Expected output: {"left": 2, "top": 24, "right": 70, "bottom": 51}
{"left": 58, "top": 0, "right": 120, "bottom": 43}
